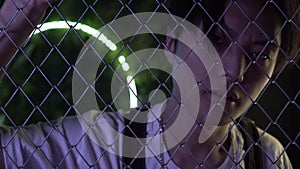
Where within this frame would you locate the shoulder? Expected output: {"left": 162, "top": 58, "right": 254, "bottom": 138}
{"left": 256, "top": 127, "right": 293, "bottom": 169}
{"left": 0, "top": 111, "right": 123, "bottom": 168}
{"left": 231, "top": 123, "right": 293, "bottom": 169}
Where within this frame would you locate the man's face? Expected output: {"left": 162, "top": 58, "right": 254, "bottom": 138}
{"left": 172, "top": 0, "right": 282, "bottom": 124}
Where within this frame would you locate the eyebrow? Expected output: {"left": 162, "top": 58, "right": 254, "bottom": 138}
{"left": 252, "top": 40, "right": 269, "bottom": 45}
{"left": 224, "top": 24, "right": 279, "bottom": 47}
{"left": 222, "top": 24, "right": 240, "bottom": 39}
{"left": 252, "top": 39, "right": 279, "bottom": 50}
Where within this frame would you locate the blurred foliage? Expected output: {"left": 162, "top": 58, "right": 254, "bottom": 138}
{"left": 0, "top": 0, "right": 299, "bottom": 167}
{"left": 0, "top": 0, "right": 172, "bottom": 126}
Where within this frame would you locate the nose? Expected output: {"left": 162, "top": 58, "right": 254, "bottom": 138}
{"left": 221, "top": 44, "right": 246, "bottom": 84}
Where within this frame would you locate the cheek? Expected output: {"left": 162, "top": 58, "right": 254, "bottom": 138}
{"left": 242, "top": 58, "right": 277, "bottom": 99}
{"left": 175, "top": 44, "right": 211, "bottom": 83}
{"left": 259, "top": 51, "right": 279, "bottom": 79}
{"left": 185, "top": 55, "right": 207, "bottom": 81}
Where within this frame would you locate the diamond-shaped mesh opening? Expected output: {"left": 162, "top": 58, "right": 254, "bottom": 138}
{"left": 0, "top": 0, "right": 299, "bottom": 168}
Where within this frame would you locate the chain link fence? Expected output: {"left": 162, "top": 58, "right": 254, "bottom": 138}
{"left": 0, "top": 0, "right": 299, "bottom": 168}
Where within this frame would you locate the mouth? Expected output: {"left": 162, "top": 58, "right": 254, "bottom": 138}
{"left": 201, "top": 85, "right": 241, "bottom": 104}
{"left": 226, "top": 91, "right": 240, "bottom": 104}
{"left": 207, "top": 90, "right": 240, "bottom": 103}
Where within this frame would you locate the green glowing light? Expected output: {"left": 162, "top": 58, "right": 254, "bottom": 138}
{"left": 33, "top": 21, "right": 117, "bottom": 51}
{"left": 33, "top": 21, "right": 138, "bottom": 108}
{"left": 127, "top": 76, "right": 138, "bottom": 108}
{"left": 118, "top": 55, "right": 126, "bottom": 63}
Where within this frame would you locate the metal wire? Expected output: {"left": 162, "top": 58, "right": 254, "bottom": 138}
{"left": 0, "top": 0, "right": 299, "bottom": 168}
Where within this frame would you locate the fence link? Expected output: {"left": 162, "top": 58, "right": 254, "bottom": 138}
{"left": 0, "top": 0, "right": 299, "bottom": 168}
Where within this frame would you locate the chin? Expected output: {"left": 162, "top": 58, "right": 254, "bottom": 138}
{"left": 216, "top": 102, "right": 252, "bottom": 126}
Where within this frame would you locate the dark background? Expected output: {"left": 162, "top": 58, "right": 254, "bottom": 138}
{"left": 0, "top": 0, "right": 299, "bottom": 167}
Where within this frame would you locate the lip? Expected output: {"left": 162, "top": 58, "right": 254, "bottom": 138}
{"left": 210, "top": 90, "right": 225, "bottom": 97}
{"left": 201, "top": 85, "right": 241, "bottom": 104}
{"left": 205, "top": 89, "right": 226, "bottom": 99}
{"left": 226, "top": 91, "right": 240, "bottom": 104}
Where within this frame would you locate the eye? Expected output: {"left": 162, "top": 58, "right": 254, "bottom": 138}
{"left": 208, "top": 28, "right": 226, "bottom": 45}
{"left": 208, "top": 33, "right": 228, "bottom": 51}
{"left": 251, "top": 51, "right": 270, "bottom": 61}
{"left": 209, "top": 34, "right": 222, "bottom": 44}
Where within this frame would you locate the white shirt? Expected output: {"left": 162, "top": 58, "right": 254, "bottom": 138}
{"left": 145, "top": 112, "right": 292, "bottom": 169}
{"left": 0, "top": 109, "right": 293, "bottom": 169}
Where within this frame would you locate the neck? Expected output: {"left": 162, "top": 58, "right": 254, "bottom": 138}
{"left": 169, "top": 124, "right": 230, "bottom": 168}
{"left": 163, "top": 95, "right": 231, "bottom": 168}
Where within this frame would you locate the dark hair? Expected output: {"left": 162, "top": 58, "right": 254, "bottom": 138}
{"left": 276, "top": 0, "right": 300, "bottom": 75}
{"left": 167, "top": 0, "right": 300, "bottom": 75}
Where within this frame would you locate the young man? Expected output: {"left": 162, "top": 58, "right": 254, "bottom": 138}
{"left": 0, "top": 0, "right": 298, "bottom": 168}
{"left": 158, "top": 0, "right": 298, "bottom": 168}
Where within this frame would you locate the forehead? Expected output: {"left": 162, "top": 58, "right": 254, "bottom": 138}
{"left": 222, "top": 0, "right": 282, "bottom": 39}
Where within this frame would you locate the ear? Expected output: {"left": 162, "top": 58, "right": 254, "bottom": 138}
{"left": 164, "top": 32, "right": 176, "bottom": 64}
{"left": 165, "top": 36, "right": 175, "bottom": 52}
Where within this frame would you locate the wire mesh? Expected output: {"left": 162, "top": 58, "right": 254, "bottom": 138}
{"left": 0, "top": 0, "right": 299, "bottom": 168}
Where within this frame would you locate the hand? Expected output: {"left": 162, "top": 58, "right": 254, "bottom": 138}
{"left": 0, "top": 0, "right": 56, "bottom": 26}
{"left": 0, "top": 0, "right": 57, "bottom": 79}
